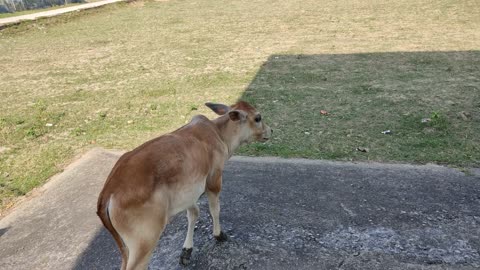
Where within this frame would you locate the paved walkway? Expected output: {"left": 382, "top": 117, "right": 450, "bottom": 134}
{"left": 0, "top": 148, "right": 479, "bottom": 269}
{"left": 0, "top": 0, "right": 123, "bottom": 28}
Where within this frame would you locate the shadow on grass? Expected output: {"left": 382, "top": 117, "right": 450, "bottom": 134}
{"left": 72, "top": 50, "right": 480, "bottom": 269}
{"left": 238, "top": 51, "right": 480, "bottom": 166}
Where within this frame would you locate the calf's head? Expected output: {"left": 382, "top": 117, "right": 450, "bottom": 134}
{"left": 206, "top": 101, "right": 273, "bottom": 145}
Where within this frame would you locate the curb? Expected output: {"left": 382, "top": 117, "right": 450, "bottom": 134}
{"left": 0, "top": 0, "right": 123, "bottom": 28}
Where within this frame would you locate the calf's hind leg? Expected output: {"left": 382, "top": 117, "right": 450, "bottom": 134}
{"left": 113, "top": 205, "right": 168, "bottom": 270}
{"left": 179, "top": 204, "right": 199, "bottom": 265}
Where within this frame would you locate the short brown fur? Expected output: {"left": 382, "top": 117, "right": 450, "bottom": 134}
{"left": 97, "top": 101, "right": 272, "bottom": 270}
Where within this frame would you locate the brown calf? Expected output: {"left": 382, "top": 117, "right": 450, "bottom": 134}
{"left": 97, "top": 101, "right": 272, "bottom": 270}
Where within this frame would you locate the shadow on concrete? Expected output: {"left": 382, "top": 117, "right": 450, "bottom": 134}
{"left": 73, "top": 226, "right": 121, "bottom": 270}
{"left": 72, "top": 51, "right": 480, "bottom": 270}
{"left": 0, "top": 226, "right": 9, "bottom": 237}
{"left": 73, "top": 159, "right": 480, "bottom": 270}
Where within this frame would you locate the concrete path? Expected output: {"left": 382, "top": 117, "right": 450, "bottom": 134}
{"left": 0, "top": 148, "right": 479, "bottom": 270}
{"left": 0, "top": 0, "right": 123, "bottom": 28}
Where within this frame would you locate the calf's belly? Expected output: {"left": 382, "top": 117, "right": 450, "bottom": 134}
{"left": 168, "top": 178, "right": 206, "bottom": 217}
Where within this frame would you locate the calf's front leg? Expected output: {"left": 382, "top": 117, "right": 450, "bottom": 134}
{"left": 206, "top": 171, "right": 228, "bottom": 241}
{"left": 207, "top": 190, "right": 228, "bottom": 241}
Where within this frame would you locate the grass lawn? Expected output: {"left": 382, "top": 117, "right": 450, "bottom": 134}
{"left": 0, "top": 0, "right": 479, "bottom": 212}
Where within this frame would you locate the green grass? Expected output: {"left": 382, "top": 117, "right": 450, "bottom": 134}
{"left": 239, "top": 52, "right": 480, "bottom": 164}
{"left": 0, "top": 0, "right": 479, "bottom": 212}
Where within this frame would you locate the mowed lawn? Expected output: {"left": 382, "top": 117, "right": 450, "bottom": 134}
{"left": 0, "top": 0, "right": 479, "bottom": 212}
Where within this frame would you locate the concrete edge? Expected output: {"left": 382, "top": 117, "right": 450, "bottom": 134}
{"left": 0, "top": 147, "right": 123, "bottom": 220}
{"left": 68, "top": 148, "right": 480, "bottom": 177}
{"left": 229, "top": 155, "right": 477, "bottom": 175}
{"left": 0, "top": 0, "right": 124, "bottom": 28}
{"left": 41, "top": 147, "right": 124, "bottom": 191}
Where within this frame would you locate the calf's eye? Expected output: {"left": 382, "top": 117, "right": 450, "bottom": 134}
{"left": 255, "top": 115, "right": 262, "bottom": 122}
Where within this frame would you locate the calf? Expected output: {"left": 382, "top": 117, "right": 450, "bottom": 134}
{"left": 97, "top": 101, "right": 272, "bottom": 270}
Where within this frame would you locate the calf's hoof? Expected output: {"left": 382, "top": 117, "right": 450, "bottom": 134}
{"left": 214, "top": 231, "right": 229, "bottom": 242}
{"left": 179, "top": 248, "right": 193, "bottom": 266}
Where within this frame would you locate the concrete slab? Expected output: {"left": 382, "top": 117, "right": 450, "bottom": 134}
{"left": 0, "top": 0, "right": 123, "bottom": 28}
{"left": 0, "top": 148, "right": 479, "bottom": 270}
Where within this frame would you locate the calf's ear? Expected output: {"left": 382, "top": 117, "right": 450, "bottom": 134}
{"left": 205, "top": 102, "right": 231, "bottom": 115}
{"left": 228, "top": 110, "right": 247, "bottom": 121}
